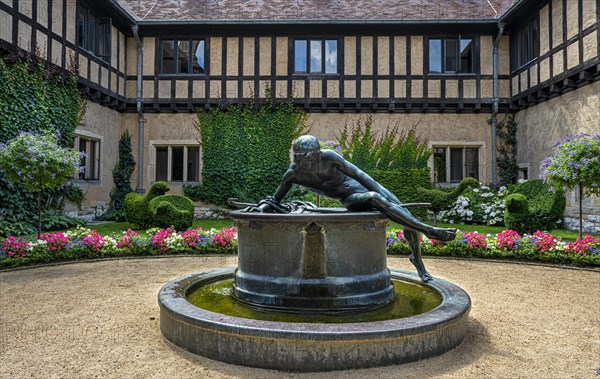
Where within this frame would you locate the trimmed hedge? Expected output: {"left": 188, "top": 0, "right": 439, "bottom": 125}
{"left": 504, "top": 179, "right": 565, "bottom": 233}
{"left": 124, "top": 182, "right": 170, "bottom": 229}
{"left": 149, "top": 194, "right": 194, "bottom": 231}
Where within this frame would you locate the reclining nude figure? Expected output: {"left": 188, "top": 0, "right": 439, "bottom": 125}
{"left": 254, "top": 135, "right": 457, "bottom": 282}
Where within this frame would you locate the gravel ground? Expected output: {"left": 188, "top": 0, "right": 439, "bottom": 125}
{"left": 1, "top": 256, "right": 599, "bottom": 379}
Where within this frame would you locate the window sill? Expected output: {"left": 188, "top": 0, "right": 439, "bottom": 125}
{"left": 78, "top": 48, "right": 110, "bottom": 64}
{"left": 427, "top": 72, "right": 477, "bottom": 76}
{"left": 157, "top": 73, "right": 206, "bottom": 77}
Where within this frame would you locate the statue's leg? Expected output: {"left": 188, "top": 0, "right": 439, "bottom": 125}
{"left": 370, "top": 193, "right": 456, "bottom": 242}
{"left": 404, "top": 228, "right": 432, "bottom": 282}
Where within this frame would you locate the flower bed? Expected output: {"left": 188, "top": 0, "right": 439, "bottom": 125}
{"left": 1, "top": 227, "right": 598, "bottom": 269}
{"left": 386, "top": 229, "right": 599, "bottom": 266}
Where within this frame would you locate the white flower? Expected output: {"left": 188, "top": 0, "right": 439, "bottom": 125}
{"left": 466, "top": 210, "right": 473, "bottom": 217}
{"left": 473, "top": 188, "right": 479, "bottom": 193}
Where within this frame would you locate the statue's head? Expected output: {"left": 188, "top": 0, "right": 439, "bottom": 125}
{"left": 292, "top": 135, "right": 320, "bottom": 169}
{"left": 293, "top": 135, "right": 320, "bottom": 153}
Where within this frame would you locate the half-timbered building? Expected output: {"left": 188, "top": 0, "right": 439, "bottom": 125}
{"left": 1, "top": 0, "right": 598, "bottom": 230}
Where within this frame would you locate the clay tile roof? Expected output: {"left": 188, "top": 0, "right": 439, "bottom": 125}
{"left": 115, "top": 0, "right": 519, "bottom": 22}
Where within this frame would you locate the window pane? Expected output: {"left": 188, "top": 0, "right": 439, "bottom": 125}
{"left": 459, "top": 39, "right": 473, "bottom": 73}
{"left": 177, "top": 40, "right": 189, "bottom": 73}
{"left": 156, "top": 147, "right": 168, "bottom": 182}
{"left": 78, "top": 139, "right": 87, "bottom": 180}
{"left": 98, "top": 18, "right": 110, "bottom": 59}
{"left": 465, "top": 148, "right": 479, "bottom": 180}
{"left": 310, "top": 40, "right": 322, "bottom": 73}
{"left": 78, "top": 8, "right": 86, "bottom": 48}
{"left": 325, "top": 40, "right": 337, "bottom": 74}
{"left": 192, "top": 40, "right": 205, "bottom": 74}
{"left": 429, "top": 39, "right": 442, "bottom": 73}
{"left": 294, "top": 40, "right": 307, "bottom": 72}
{"left": 162, "top": 40, "right": 175, "bottom": 74}
{"left": 450, "top": 148, "right": 463, "bottom": 182}
{"left": 171, "top": 147, "right": 184, "bottom": 181}
{"left": 88, "top": 140, "right": 97, "bottom": 179}
{"left": 445, "top": 39, "right": 458, "bottom": 72}
{"left": 187, "top": 147, "right": 200, "bottom": 182}
{"left": 433, "top": 147, "right": 446, "bottom": 183}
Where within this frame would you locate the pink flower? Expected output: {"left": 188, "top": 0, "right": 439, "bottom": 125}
{"left": 566, "top": 234, "right": 599, "bottom": 256}
{"left": 117, "top": 229, "right": 139, "bottom": 248}
{"left": 461, "top": 231, "right": 486, "bottom": 250}
{"left": 82, "top": 230, "right": 104, "bottom": 252}
{"left": 40, "top": 232, "right": 71, "bottom": 252}
{"left": 211, "top": 227, "right": 236, "bottom": 248}
{"left": 529, "top": 230, "right": 557, "bottom": 253}
{"left": 150, "top": 228, "right": 173, "bottom": 253}
{"left": 496, "top": 230, "right": 521, "bottom": 250}
{"left": 1, "top": 236, "right": 29, "bottom": 258}
{"left": 181, "top": 229, "right": 200, "bottom": 248}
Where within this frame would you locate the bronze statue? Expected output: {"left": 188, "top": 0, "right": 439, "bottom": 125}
{"left": 251, "top": 135, "right": 457, "bottom": 282}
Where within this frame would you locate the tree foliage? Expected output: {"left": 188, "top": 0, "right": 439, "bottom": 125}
{"left": 540, "top": 133, "right": 600, "bottom": 196}
{"left": 0, "top": 131, "right": 82, "bottom": 236}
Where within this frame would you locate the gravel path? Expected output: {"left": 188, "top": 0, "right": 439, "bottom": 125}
{"left": 1, "top": 256, "right": 598, "bottom": 378}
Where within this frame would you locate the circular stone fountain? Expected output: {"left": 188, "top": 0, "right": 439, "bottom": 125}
{"left": 159, "top": 210, "right": 471, "bottom": 371}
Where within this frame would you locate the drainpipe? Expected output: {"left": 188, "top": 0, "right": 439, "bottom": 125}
{"left": 489, "top": 22, "right": 505, "bottom": 186}
{"left": 132, "top": 24, "right": 145, "bottom": 194}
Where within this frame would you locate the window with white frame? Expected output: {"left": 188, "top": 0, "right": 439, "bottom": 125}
{"left": 294, "top": 39, "right": 338, "bottom": 74}
{"left": 433, "top": 146, "right": 479, "bottom": 183}
{"left": 76, "top": 135, "right": 101, "bottom": 181}
{"left": 154, "top": 145, "right": 200, "bottom": 183}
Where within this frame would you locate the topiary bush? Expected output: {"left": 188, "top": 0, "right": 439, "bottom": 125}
{"left": 149, "top": 194, "right": 194, "bottom": 231}
{"left": 504, "top": 179, "right": 566, "bottom": 233}
{"left": 417, "top": 177, "right": 479, "bottom": 215}
{"left": 124, "top": 181, "right": 170, "bottom": 229}
{"left": 504, "top": 193, "right": 532, "bottom": 232}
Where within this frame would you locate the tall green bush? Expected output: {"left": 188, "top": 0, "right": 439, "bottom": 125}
{"left": 185, "top": 96, "right": 306, "bottom": 206}
{"left": 496, "top": 115, "right": 519, "bottom": 185}
{"left": 0, "top": 56, "right": 83, "bottom": 234}
{"left": 338, "top": 115, "right": 431, "bottom": 171}
{"left": 105, "top": 130, "right": 136, "bottom": 220}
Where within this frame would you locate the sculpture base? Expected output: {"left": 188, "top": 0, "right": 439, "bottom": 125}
{"left": 231, "top": 210, "right": 394, "bottom": 312}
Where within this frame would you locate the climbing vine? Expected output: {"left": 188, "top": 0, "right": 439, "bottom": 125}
{"left": 184, "top": 96, "right": 306, "bottom": 206}
{"left": 496, "top": 115, "right": 519, "bottom": 185}
{"left": 0, "top": 53, "right": 84, "bottom": 234}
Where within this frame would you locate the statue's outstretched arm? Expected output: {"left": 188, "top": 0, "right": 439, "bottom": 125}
{"left": 273, "top": 169, "right": 296, "bottom": 202}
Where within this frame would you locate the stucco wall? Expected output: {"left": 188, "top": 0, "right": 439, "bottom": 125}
{"left": 514, "top": 81, "right": 599, "bottom": 178}
{"left": 514, "top": 81, "right": 600, "bottom": 232}
{"left": 124, "top": 112, "right": 493, "bottom": 196}
{"left": 69, "top": 102, "right": 123, "bottom": 214}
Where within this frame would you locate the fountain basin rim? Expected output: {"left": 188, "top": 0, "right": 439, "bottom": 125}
{"left": 230, "top": 209, "right": 387, "bottom": 222}
{"left": 158, "top": 267, "right": 471, "bottom": 339}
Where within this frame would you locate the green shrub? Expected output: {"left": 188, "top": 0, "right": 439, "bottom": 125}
{"left": 124, "top": 192, "right": 149, "bottom": 229}
{"left": 417, "top": 177, "right": 479, "bottom": 213}
{"left": 149, "top": 194, "right": 194, "bottom": 231}
{"left": 124, "top": 182, "right": 170, "bottom": 229}
{"left": 107, "top": 130, "right": 136, "bottom": 217}
{"left": 504, "top": 179, "right": 565, "bottom": 233}
{"left": 504, "top": 193, "right": 533, "bottom": 232}
{"left": 369, "top": 169, "right": 431, "bottom": 218}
